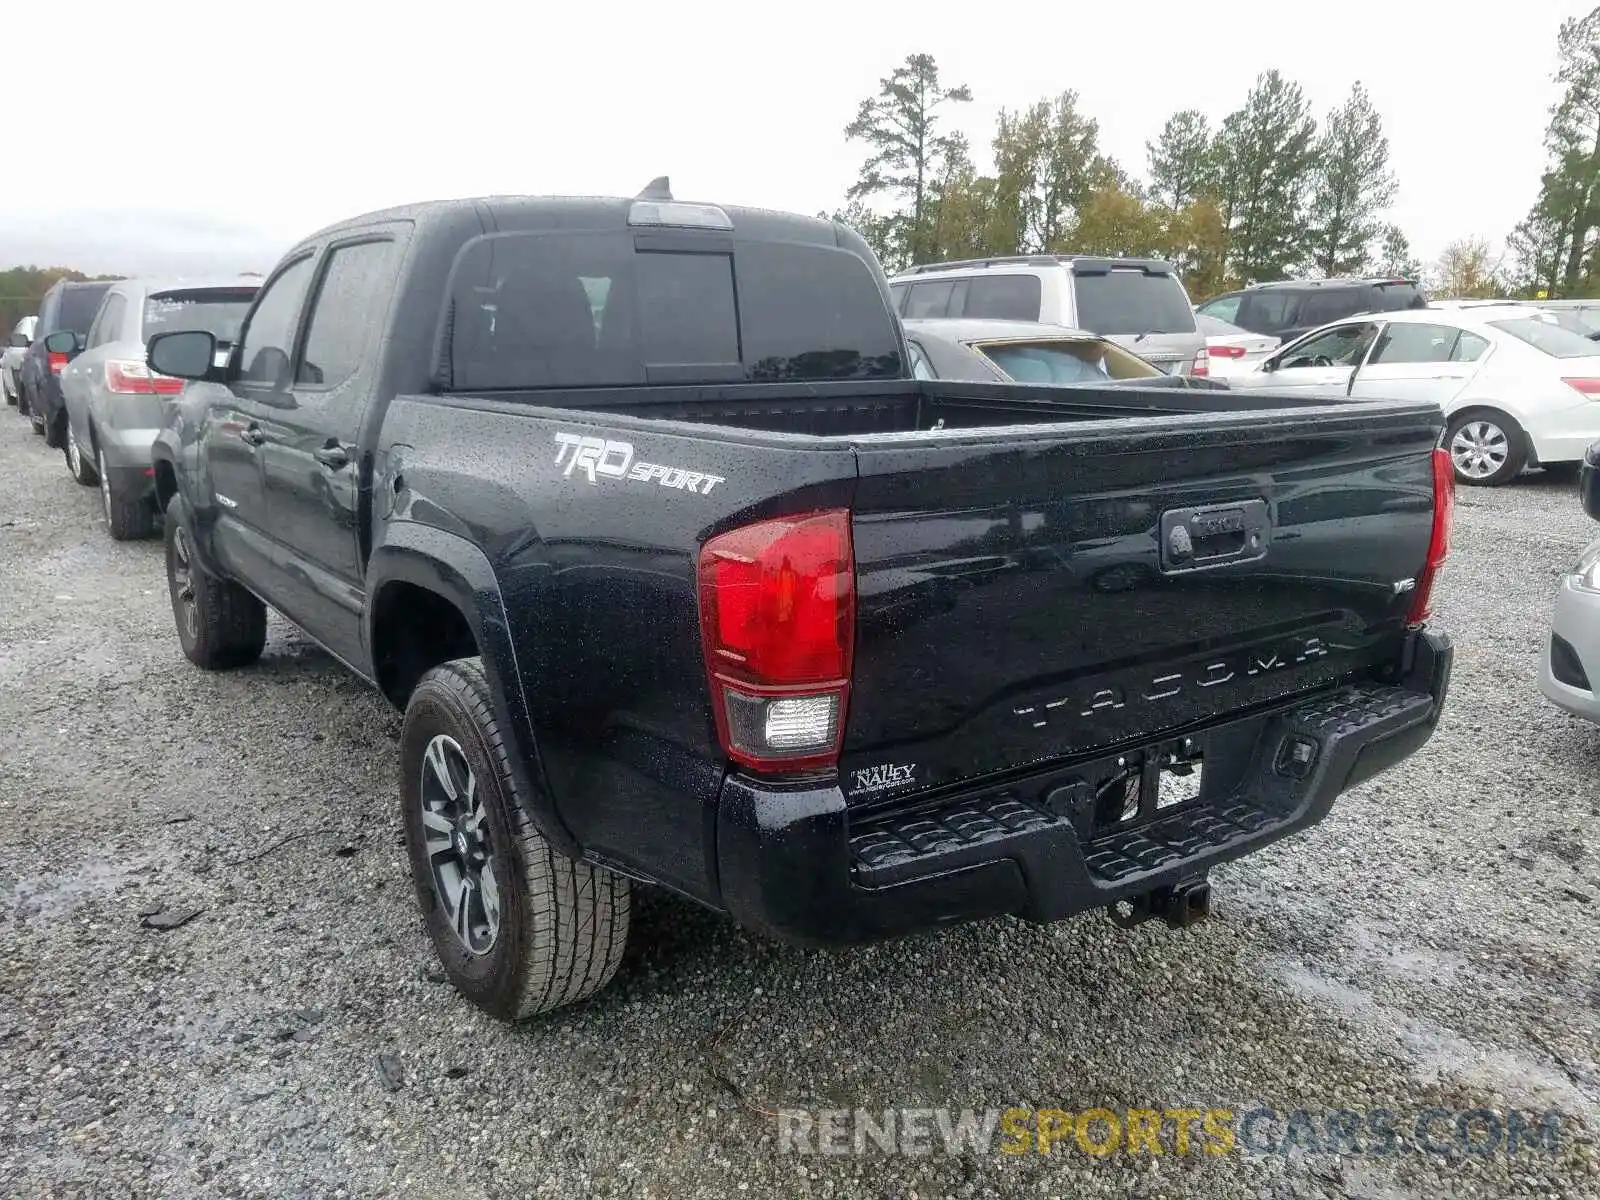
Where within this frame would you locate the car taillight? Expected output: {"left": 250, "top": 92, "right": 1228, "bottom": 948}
{"left": 1209, "top": 344, "right": 1247, "bottom": 358}
{"left": 1191, "top": 348, "right": 1209, "bottom": 376}
{"left": 697, "top": 509, "right": 854, "bottom": 773}
{"left": 1562, "top": 377, "right": 1600, "bottom": 397}
{"left": 106, "top": 359, "right": 185, "bottom": 396}
{"left": 48, "top": 351, "right": 68, "bottom": 374}
{"left": 1407, "top": 447, "right": 1454, "bottom": 626}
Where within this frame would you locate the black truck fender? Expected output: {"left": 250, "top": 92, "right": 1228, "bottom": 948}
{"left": 364, "top": 522, "right": 580, "bottom": 856}
{"left": 150, "top": 438, "right": 232, "bottom": 582}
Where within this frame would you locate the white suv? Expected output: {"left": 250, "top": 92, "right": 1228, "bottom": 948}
{"left": 888, "top": 255, "right": 1207, "bottom": 376}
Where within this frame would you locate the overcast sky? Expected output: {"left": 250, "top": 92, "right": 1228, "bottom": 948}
{"left": 2, "top": 0, "right": 1588, "bottom": 279}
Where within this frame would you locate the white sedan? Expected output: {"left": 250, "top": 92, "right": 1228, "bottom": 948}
{"left": 1225, "top": 305, "right": 1600, "bottom": 485}
{"left": 1195, "top": 312, "right": 1277, "bottom": 378}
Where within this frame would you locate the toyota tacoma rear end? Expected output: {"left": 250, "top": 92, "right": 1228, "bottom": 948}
{"left": 146, "top": 184, "right": 1455, "bottom": 1020}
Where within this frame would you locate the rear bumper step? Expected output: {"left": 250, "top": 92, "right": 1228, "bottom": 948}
{"left": 714, "top": 629, "right": 1451, "bottom": 948}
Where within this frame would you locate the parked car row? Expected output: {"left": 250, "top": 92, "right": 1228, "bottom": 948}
{"left": 7, "top": 276, "right": 260, "bottom": 538}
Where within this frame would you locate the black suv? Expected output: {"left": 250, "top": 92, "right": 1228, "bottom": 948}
{"left": 19, "top": 279, "right": 112, "bottom": 444}
{"left": 1198, "top": 278, "right": 1427, "bottom": 343}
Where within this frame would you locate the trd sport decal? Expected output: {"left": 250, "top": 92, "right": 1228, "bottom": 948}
{"left": 553, "top": 432, "right": 726, "bottom": 495}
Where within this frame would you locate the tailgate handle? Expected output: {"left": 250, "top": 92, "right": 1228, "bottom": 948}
{"left": 1159, "top": 499, "right": 1270, "bottom": 572}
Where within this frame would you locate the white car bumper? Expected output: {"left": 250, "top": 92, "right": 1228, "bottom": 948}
{"left": 1528, "top": 398, "right": 1600, "bottom": 465}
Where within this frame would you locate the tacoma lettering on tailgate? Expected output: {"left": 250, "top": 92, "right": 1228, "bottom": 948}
{"left": 1013, "top": 634, "right": 1355, "bottom": 729}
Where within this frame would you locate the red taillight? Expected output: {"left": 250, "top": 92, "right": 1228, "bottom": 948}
{"left": 1407, "top": 448, "right": 1454, "bottom": 626}
{"left": 1562, "top": 377, "right": 1600, "bottom": 397}
{"left": 1191, "top": 348, "right": 1209, "bottom": 377}
{"left": 106, "top": 360, "right": 184, "bottom": 396}
{"left": 1209, "top": 344, "right": 1247, "bottom": 358}
{"left": 47, "top": 351, "right": 68, "bottom": 374}
{"left": 697, "top": 509, "right": 855, "bottom": 772}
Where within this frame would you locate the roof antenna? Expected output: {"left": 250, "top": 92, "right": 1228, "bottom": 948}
{"left": 636, "top": 176, "right": 673, "bottom": 201}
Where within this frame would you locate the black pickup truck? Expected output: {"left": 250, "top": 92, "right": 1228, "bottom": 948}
{"left": 146, "top": 183, "right": 1455, "bottom": 1020}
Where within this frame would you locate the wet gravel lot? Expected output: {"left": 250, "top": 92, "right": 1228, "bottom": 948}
{"left": 1, "top": 409, "right": 1597, "bottom": 1200}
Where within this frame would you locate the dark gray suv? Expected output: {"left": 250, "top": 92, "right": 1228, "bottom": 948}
{"left": 1197, "top": 277, "right": 1427, "bottom": 344}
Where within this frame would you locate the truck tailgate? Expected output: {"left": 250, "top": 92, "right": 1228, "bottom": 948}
{"left": 839, "top": 401, "right": 1443, "bottom": 802}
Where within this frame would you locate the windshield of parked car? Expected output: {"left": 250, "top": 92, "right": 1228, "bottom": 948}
{"left": 1489, "top": 316, "right": 1600, "bottom": 358}
{"left": 1072, "top": 270, "right": 1197, "bottom": 336}
{"left": 443, "top": 232, "right": 904, "bottom": 389}
{"left": 143, "top": 289, "right": 259, "bottom": 344}
{"left": 978, "top": 338, "right": 1161, "bottom": 383}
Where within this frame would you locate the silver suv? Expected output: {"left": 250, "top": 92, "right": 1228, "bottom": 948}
{"left": 53, "top": 277, "right": 258, "bottom": 539}
{"left": 888, "top": 255, "right": 1206, "bottom": 376}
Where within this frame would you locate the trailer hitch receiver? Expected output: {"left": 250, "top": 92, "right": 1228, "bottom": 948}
{"left": 1109, "top": 877, "right": 1212, "bottom": 930}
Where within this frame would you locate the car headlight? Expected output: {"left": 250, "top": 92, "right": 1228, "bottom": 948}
{"left": 1573, "top": 543, "right": 1600, "bottom": 592}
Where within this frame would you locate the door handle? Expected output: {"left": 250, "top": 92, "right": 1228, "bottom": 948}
{"left": 239, "top": 425, "right": 264, "bottom": 446}
{"left": 314, "top": 444, "right": 350, "bottom": 470}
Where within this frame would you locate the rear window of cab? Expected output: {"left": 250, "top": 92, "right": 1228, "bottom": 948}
{"left": 440, "top": 232, "right": 904, "bottom": 390}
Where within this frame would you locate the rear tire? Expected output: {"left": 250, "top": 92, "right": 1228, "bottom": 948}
{"left": 64, "top": 421, "right": 98, "bottom": 485}
{"left": 163, "top": 495, "right": 267, "bottom": 669}
{"left": 1445, "top": 409, "right": 1527, "bottom": 487}
{"left": 100, "top": 447, "right": 155, "bottom": 540}
{"left": 401, "top": 657, "right": 631, "bottom": 1020}
{"left": 43, "top": 410, "right": 65, "bottom": 449}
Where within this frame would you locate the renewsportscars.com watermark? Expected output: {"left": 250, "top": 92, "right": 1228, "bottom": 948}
{"left": 776, "top": 1105, "right": 1567, "bottom": 1158}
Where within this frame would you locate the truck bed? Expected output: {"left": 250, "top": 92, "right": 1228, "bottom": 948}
{"left": 449, "top": 377, "right": 1353, "bottom": 439}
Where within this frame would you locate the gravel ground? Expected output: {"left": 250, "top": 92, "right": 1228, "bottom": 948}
{"left": 1, "top": 408, "right": 1597, "bottom": 1200}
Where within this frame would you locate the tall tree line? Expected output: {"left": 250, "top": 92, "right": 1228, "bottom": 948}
{"left": 832, "top": 56, "right": 1415, "bottom": 299}
{"left": 1507, "top": 6, "right": 1600, "bottom": 298}
{"left": 0, "top": 267, "right": 120, "bottom": 341}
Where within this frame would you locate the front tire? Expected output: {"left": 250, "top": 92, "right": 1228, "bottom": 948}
{"left": 163, "top": 494, "right": 266, "bottom": 668}
{"left": 1445, "top": 409, "right": 1527, "bottom": 487}
{"left": 400, "top": 658, "right": 631, "bottom": 1020}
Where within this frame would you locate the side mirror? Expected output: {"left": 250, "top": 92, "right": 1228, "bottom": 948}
{"left": 1581, "top": 441, "right": 1600, "bottom": 522}
{"left": 147, "top": 330, "right": 219, "bottom": 382}
{"left": 43, "top": 330, "right": 79, "bottom": 356}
